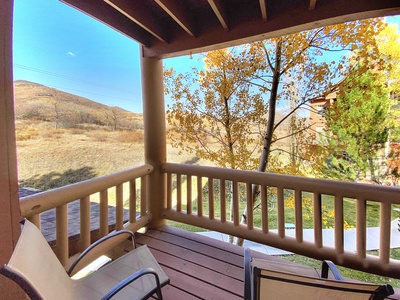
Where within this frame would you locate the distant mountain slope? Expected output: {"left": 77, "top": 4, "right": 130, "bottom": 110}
{"left": 14, "top": 80, "right": 142, "bottom": 129}
{"left": 14, "top": 80, "right": 115, "bottom": 110}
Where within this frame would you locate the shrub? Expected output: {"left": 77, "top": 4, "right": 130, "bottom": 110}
{"left": 115, "top": 131, "right": 144, "bottom": 143}
{"left": 70, "top": 128, "right": 85, "bottom": 135}
{"left": 90, "top": 132, "right": 109, "bottom": 142}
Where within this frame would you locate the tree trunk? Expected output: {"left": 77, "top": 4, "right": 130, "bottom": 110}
{"left": 237, "top": 40, "right": 282, "bottom": 246}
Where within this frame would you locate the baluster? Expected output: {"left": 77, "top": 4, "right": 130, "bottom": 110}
{"left": 277, "top": 187, "right": 285, "bottom": 238}
{"left": 80, "top": 196, "right": 91, "bottom": 252}
{"left": 220, "top": 179, "right": 226, "bottom": 223}
{"left": 208, "top": 178, "right": 214, "bottom": 220}
{"left": 246, "top": 183, "right": 253, "bottom": 230}
{"left": 197, "top": 176, "right": 203, "bottom": 217}
{"left": 129, "top": 179, "right": 137, "bottom": 223}
{"left": 295, "top": 189, "right": 303, "bottom": 243}
{"left": 261, "top": 185, "right": 268, "bottom": 233}
{"left": 115, "top": 184, "right": 123, "bottom": 230}
{"left": 187, "top": 175, "right": 192, "bottom": 214}
{"left": 140, "top": 176, "right": 147, "bottom": 216}
{"left": 28, "top": 214, "right": 41, "bottom": 229}
{"left": 177, "top": 174, "right": 182, "bottom": 212}
{"left": 334, "top": 195, "right": 344, "bottom": 254}
{"left": 356, "top": 198, "right": 366, "bottom": 258}
{"left": 166, "top": 173, "right": 172, "bottom": 210}
{"left": 100, "top": 189, "right": 109, "bottom": 237}
{"left": 56, "top": 204, "right": 68, "bottom": 267}
{"left": 232, "top": 181, "right": 239, "bottom": 226}
{"left": 313, "top": 193, "right": 322, "bottom": 248}
{"left": 380, "top": 202, "right": 392, "bottom": 263}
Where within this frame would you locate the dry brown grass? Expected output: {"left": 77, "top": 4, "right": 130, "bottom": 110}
{"left": 114, "top": 131, "right": 144, "bottom": 143}
{"left": 16, "top": 120, "right": 206, "bottom": 190}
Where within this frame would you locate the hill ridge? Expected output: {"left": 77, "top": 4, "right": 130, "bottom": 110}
{"left": 14, "top": 80, "right": 142, "bottom": 130}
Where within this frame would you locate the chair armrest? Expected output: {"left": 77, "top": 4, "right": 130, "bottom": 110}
{"left": 100, "top": 268, "right": 163, "bottom": 300}
{"left": 244, "top": 248, "right": 252, "bottom": 299}
{"left": 321, "top": 260, "right": 344, "bottom": 280}
{"left": 68, "top": 229, "right": 136, "bottom": 277}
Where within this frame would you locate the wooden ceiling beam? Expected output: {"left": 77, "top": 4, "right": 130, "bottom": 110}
{"left": 259, "top": 0, "right": 267, "bottom": 22}
{"left": 104, "top": 0, "right": 169, "bottom": 43}
{"left": 155, "top": 0, "right": 196, "bottom": 37}
{"left": 207, "top": 0, "right": 229, "bottom": 30}
{"left": 62, "top": 0, "right": 400, "bottom": 59}
{"left": 61, "top": 0, "right": 152, "bottom": 46}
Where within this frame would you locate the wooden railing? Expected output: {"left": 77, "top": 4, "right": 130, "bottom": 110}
{"left": 161, "top": 162, "right": 400, "bottom": 279}
{"left": 19, "top": 164, "right": 154, "bottom": 267}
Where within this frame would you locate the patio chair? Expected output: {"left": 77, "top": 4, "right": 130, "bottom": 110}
{"left": 0, "top": 219, "right": 169, "bottom": 300}
{"left": 244, "top": 248, "right": 394, "bottom": 300}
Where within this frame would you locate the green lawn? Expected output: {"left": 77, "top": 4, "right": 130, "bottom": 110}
{"left": 169, "top": 178, "right": 400, "bottom": 230}
{"left": 167, "top": 178, "right": 400, "bottom": 287}
{"left": 281, "top": 249, "right": 400, "bottom": 288}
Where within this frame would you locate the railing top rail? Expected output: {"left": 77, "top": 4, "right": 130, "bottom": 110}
{"left": 161, "top": 163, "right": 400, "bottom": 204}
{"left": 20, "top": 164, "right": 154, "bottom": 218}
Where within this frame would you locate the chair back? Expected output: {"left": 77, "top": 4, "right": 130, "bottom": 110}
{"left": 244, "top": 248, "right": 394, "bottom": 300}
{"left": 255, "top": 267, "right": 391, "bottom": 300}
{"left": 0, "top": 220, "right": 73, "bottom": 300}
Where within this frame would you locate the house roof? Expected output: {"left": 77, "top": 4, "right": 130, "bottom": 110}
{"left": 61, "top": 0, "right": 400, "bottom": 59}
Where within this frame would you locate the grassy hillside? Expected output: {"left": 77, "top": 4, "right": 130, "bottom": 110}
{"left": 14, "top": 80, "right": 143, "bottom": 130}
{"left": 14, "top": 81, "right": 207, "bottom": 190}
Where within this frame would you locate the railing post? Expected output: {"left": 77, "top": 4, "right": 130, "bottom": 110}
{"left": 0, "top": 1, "right": 25, "bottom": 297}
{"left": 141, "top": 51, "right": 166, "bottom": 227}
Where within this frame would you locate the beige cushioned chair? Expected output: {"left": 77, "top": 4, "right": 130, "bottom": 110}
{"left": 0, "top": 219, "right": 169, "bottom": 300}
{"left": 244, "top": 248, "right": 394, "bottom": 300}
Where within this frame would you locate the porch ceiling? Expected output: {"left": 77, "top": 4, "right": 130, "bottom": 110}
{"left": 61, "top": 0, "right": 400, "bottom": 59}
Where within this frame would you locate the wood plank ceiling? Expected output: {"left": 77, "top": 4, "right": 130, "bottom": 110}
{"left": 61, "top": 0, "right": 400, "bottom": 59}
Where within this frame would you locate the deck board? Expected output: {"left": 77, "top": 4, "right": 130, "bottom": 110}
{"left": 136, "top": 225, "right": 400, "bottom": 300}
{"left": 137, "top": 227, "right": 244, "bottom": 299}
{"left": 138, "top": 232, "right": 243, "bottom": 280}
{"left": 136, "top": 226, "right": 315, "bottom": 300}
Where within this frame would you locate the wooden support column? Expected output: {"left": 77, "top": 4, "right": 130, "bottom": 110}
{"left": 140, "top": 47, "right": 166, "bottom": 227}
{"left": 0, "top": 0, "right": 25, "bottom": 298}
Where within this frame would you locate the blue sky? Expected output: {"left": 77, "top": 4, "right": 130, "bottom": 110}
{"left": 13, "top": 0, "right": 400, "bottom": 113}
{"left": 13, "top": 0, "right": 199, "bottom": 112}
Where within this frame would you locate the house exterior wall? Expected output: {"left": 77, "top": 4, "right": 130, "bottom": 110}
{"left": 309, "top": 92, "right": 337, "bottom": 141}
{"left": 309, "top": 97, "right": 327, "bottom": 136}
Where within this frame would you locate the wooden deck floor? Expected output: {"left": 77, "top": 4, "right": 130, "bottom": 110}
{"left": 136, "top": 226, "right": 247, "bottom": 299}
{"left": 136, "top": 226, "right": 400, "bottom": 300}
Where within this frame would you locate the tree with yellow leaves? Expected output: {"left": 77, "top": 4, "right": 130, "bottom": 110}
{"left": 237, "top": 19, "right": 386, "bottom": 242}
{"left": 165, "top": 48, "right": 267, "bottom": 170}
{"left": 165, "top": 18, "right": 387, "bottom": 244}
{"left": 366, "top": 23, "right": 399, "bottom": 184}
